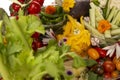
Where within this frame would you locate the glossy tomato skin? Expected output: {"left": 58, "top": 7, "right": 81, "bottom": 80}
{"left": 104, "top": 72, "right": 112, "bottom": 79}
{"left": 27, "top": 2, "right": 41, "bottom": 14}
{"left": 32, "top": 0, "right": 44, "bottom": 6}
{"left": 18, "top": 0, "right": 25, "bottom": 4}
{"left": 103, "top": 60, "right": 115, "bottom": 73}
{"left": 111, "top": 70, "right": 119, "bottom": 78}
{"left": 94, "top": 47, "right": 107, "bottom": 58}
{"left": 10, "top": 3, "right": 21, "bottom": 12}
{"left": 87, "top": 48, "right": 100, "bottom": 60}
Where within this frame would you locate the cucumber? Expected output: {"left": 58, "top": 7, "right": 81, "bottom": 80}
{"left": 111, "top": 28, "right": 120, "bottom": 35}
{"left": 111, "top": 11, "right": 120, "bottom": 24}
{"left": 104, "top": 30, "right": 111, "bottom": 38}
{"left": 84, "top": 21, "right": 105, "bottom": 39}
{"left": 111, "top": 24, "right": 119, "bottom": 29}
{"left": 106, "top": 0, "right": 112, "bottom": 18}
{"left": 107, "top": 7, "right": 116, "bottom": 22}
{"left": 89, "top": 8, "right": 95, "bottom": 28}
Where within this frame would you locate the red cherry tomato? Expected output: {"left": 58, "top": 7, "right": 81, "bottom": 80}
{"left": 103, "top": 60, "right": 115, "bottom": 73}
{"left": 11, "top": 3, "right": 21, "bottom": 12}
{"left": 104, "top": 72, "right": 111, "bottom": 79}
{"left": 31, "top": 32, "right": 40, "bottom": 39}
{"left": 32, "top": 40, "right": 43, "bottom": 51}
{"left": 18, "top": 0, "right": 25, "bottom": 4}
{"left": 94, "top": 47, "right": 107, "bottom": 58}
{"left": 27, "top": 2, "right": 41, "bottom": 14}
{"left": 32, "top": 0, "right": 44, "bottom": 6}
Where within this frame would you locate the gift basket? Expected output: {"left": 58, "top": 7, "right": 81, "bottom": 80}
{"left": 0, "top": 0, "right": 120, "bottom": 80}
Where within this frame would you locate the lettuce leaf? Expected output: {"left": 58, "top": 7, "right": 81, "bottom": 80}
{"left": 0, "top": 10, "right": 87, "bottom": 80}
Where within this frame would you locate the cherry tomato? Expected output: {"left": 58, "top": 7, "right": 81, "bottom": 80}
{"left": 103, "top": 60, "right": 115, "bottom": 73}
{"left": 18, "top": 0, "right": 25, "bottom": 4}
{"left": 111, "top": 70, "right": 119, "bottom": 78}
{"left": 31, "top": 32, "right": 40, "bottom": 39}
{"left": 113, "top": 56, "right": 120, "bottom": 64}
{"left": 27, "top": 2, "right": 41, "bottom": 14}
{"left": 32, "top": 40, "right": 43, "bottom": 51}
{"left": 116, "top": 62, "right": 120, "bottom": 71}
{"left": 10, "top": 3, "right": 21, "bottom": 12}
{"left": 104, "top": 72, "right": 111, "bottom": 79}
{"left": 94, "top": 47, "right": 107, "bottom": 58}
{"left": 87, "top": 48, "right": 100, "bottom": 60}
{"left": 32, "top": 0, "right": 44, "bottom": 6}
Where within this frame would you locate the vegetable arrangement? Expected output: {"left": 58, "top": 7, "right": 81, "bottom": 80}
{"left": 84, "top": 0, "right": 120, "bottom": 58}
{"left": 83, "top": 0, "right": 120, "bottom": 80}
{"left": 0, "top": 8, "right": 92, "bottom": 80}
{"left": 0, "top": 0, "right": 120, "bottom": 80}
{"left": 40, "top": 5, "right": 67, "bottom": 34}
{"left": 9, "top": 0, "right": 44, "bottom": 16}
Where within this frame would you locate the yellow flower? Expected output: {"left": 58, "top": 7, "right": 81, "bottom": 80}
{"left": 62, "top": 0, "right": 75, "bottom": 12}
{"left": 57, "top": 15, "right": 91, "bottom": 55}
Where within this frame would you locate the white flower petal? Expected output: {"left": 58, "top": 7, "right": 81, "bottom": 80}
{"left": 116, "top": 43, "right": 120, "bottom": 59}
{"left": 106, "top": 49, "right": 114, "bottom": 56}
{"left": 103, "top": 44, "right": 116, "bottom": 50}
{"left": 109, "top": 48, "right": 115, "bottom": 57}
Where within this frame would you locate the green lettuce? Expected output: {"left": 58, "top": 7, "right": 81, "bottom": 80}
{"left": 0, "top": 10, "right": 87, "bottom": 80}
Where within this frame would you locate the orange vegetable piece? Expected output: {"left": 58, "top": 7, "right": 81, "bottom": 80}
{"left": 97, "top": 20, "right": 111, "bottom": 33}
{"left": 87, "top": 48, "right": 100, "bottom": 60}
{"left": 111, "top": 70, "right": 119, "bottom": 78}
{"left": 116, "top": 62, "right": 120, "bottom": 71}
{"left": 45, "top": 5, "right": 56, "bottom": 14}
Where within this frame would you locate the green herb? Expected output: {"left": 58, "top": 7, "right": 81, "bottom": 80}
{"left": 85, "top": 59, "right": 97, "bottom": 67}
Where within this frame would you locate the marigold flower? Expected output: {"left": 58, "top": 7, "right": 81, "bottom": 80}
{"left": 97, "top": 20, "right": 111, "bottom": 33}
{"left": 45, "top": 5, "right": 56, "bottom": 14}
{"left": 62, "top": 0, "right": 75, "bottom": 12}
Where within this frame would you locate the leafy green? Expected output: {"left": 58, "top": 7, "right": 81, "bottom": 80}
{"left": 88, "top": 71, "right": 103, "bottom": 80}
{"left": 0, "top": 11, "right": 45, "bottom": 80}
{"left": 85, "top": 59, "right": 97, "bottom": 67}
{"left": 72, "top": 56, "right": 86, "bottom": 68}
{"left": 0, "top": 9, "right": 87, "bottom": 80}
{"left": 88, "top": 71, "right": 98, "bottom": 80}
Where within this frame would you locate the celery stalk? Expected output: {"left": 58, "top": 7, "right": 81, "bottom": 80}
{"left": 104, "top": 30, "right": 111, "bottom": 38}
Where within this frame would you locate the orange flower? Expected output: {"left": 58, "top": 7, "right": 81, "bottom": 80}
{"left": 45, "top": 5, "right": 56, "bottom": 14}
{"left": 97, "top": 20, "right": 111, "bottom": 33}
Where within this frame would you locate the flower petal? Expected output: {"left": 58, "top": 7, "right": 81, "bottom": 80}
{"left": 109, "top": 48, "right": 115, "bottom": 57}
{"left": 116, "top": 43, "right": 120, "bottom": 59}
{"left": 106, "top": 49, "right": 114, "bottom": 56}
{"left": 103, "top": 44, "right": 116, "bottom": 50}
